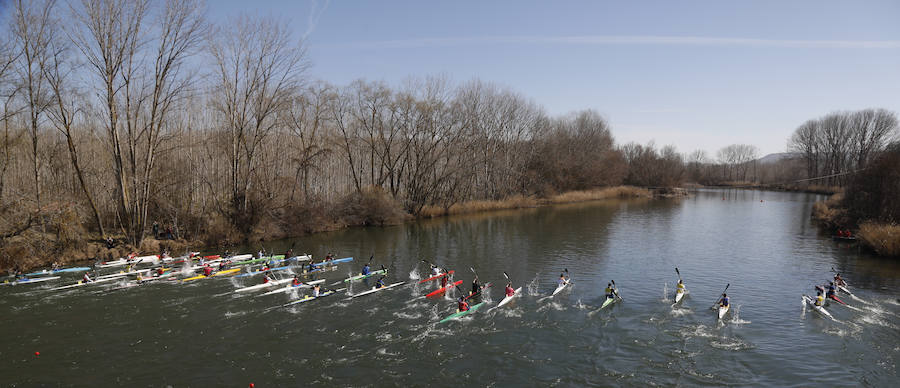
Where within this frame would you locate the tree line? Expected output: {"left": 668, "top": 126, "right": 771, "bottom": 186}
{"left": 1, "top": 1, "right": 897, "bottom": 266}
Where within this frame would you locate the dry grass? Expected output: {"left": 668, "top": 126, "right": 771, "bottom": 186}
{"left": 858, "top": 222, "right": 900, "bottom": 257}
{"left": 419, "top": 186, "right": 651, "bottom": 218}
{"left": 811, "top": 193, "right": 846, "bottom": 228}
{"left": 548, "top": 186, "right": 651, "bottom": 203}
{"left": 420, "top": 195, "right": 539, "bottom": 218}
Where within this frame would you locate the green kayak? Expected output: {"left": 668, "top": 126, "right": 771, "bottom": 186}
{"left": 344, "top": 269, "right": 388, "bottom": 282}
{"left": 232, "top": 255, "right": 285, "bottom": 266}
{"left": 439, "top": 302, "right": 486, "bottom": 323}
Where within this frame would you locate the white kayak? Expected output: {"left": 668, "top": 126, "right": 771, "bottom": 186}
{"left": 96, "top": 268, "right": 153, "bottom": 280}
{"left": 258, "top": 279, "right": 326, "bottom": 296}
{"left": 674, "top": 287, "right": 686, "bottom": 304}
{"left": 551, "top": 281, "right": 569, "bottom": 296}
{"left": 493, "top": 287, "right": 522, "bottom": 310}
{"left": 349, "top": 282, "right": 405, "bottom": 298}
{"left": 717, "top": 304, "right": 730, "bottom": 320}
{"left": 97, "top": 255, "right": 158, "bottom": 268}
{"left": 51, "top": 276, "right": 121, "bottom": 290}
{"left": 234, "top": 278, "right": 294, "bottom": 293}
{"left": 803, "top": 295, "right": 834, "bottom": 319}
{"left": 2, "top": 276, "right": 61, "bottom": 286}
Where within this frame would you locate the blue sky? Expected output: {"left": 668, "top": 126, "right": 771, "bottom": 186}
{"left": 211, "top": 0, "right": 900, "bottom": 157}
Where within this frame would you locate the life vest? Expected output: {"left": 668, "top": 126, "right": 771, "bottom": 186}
{"left": 505, "top": 287, "right": 515, "bottom": 297}
{"left": 721, "top": 297, "right": 729, "bottom": 306}
{"left": 458, "top": 301, "right": 469, "bottom": 312}
{"left": 677, "top": 283, "right": 685, "bottom": 290}
{"left": 203, "top": 267, "right": 213, "bottom": 276}
{"left": 815, "top": 295, "right": 824, "bottom": 306}
{"left": 292, "top": 279, "right": 301, "bottom": 286}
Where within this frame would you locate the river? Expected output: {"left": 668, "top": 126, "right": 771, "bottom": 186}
{"left": 2, "top": 189, "right": 898, "bottom": 387}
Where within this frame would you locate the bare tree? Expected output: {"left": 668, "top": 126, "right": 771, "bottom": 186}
{"left": 12, "top": 0, "right": 57, "bottom": 219}
{"left": 208, "top": 14, "right": 308, "bottom": 231}
{"left": 43, "top": 16, "right": 106, "bottom": 237}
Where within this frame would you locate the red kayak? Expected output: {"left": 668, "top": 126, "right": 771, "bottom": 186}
{"left": 418, "top": 270, "right": 454, "bottom": 284}
{"left": 426, "top": 280, "right": 462, "bottom": 298}
{"left": 828, "top": 294, "right": 847, "bottom": 305}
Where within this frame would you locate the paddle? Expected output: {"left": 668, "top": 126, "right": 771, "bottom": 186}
{"left": 612, "top": 279, "right": 622, "bottom": 300}
{"left": 711, "top": 283, "right": 730, "bottom": 309}
{"left": 675, "top": 267, "right": 682, "bottom": 282}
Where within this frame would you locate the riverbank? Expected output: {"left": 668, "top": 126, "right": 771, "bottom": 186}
{"left": 418, "top": 186, "right": 654, "bottom": 218}
{"left": 812, "top": 193, "right": 900, "bottom": 257}
{"left": 3, "top": 185, "right": 665, "bottom": 273}
{"left": 699, "top": 181, "right": 841, "bottom": 195}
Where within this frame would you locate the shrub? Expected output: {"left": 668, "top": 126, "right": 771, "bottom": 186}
{"left": 337, "top": 186, "right": 406, "bottom": 227}
{"left": 858, "top": 222, "right": 900, "bottom": 257}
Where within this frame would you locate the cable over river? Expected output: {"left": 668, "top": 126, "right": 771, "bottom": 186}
{"left": 2, "top": 189, "right": 898, "bottom": 386}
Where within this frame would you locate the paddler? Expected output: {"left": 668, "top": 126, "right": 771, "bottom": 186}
{"left": 471, "top": 276, "right": 480, "bottom": 296}
{"left": 262, "top": 271, "right": 274, "bottom": 284}
{"left": 82, "top": 272, "right": 94, "bottom": 283}
{"left": 676, "top": 279, "right": 685, "bottom": 293}
{"left": 826, "top": 282, "right": 838, "bottom": 300}
{"left": 833, "top": 273, "right": 846, "bottom": 287}
{"left": 218, "top": 260, "right": 228, "bottom": 271}
{"left": 505, "top": 282, "right": 515, "bottom": 297}
{"left": 815, "top": 290, "right": 825, "bottom": 307}
{"left": 312, "top": 284, "right": 321, "bottom": 297}
{"left": 51, "top": 261, "right": 60, "bottom": 271}
{"left": 375, "top": 276, "right": 386, "bottom": 289}
{"left": 361, "top": 263, "right": 371, "bottom": 276}
{"left": 559, "top": 273, "right": 569, "bottom": 288}
{"left": 604, "top": 282, "right": 616, "bottom": 301}
{"left": 441, "top": 272, "right": 449, "bottom": 288}
{"left": 291, "top": 275, "right": 302, "bottom": 287}
{"left": 430, "top": 265, "right": 440, "bottom": 277}
{"left": 202, "top": 265, "right": 214, "bottom": 277}
{"left": 719, "top": 293, "right": 729, "bottom": 308}
{"left": 155, "top": 267, "right": 166, "bottom": 277}
{"left": 457, "top": 296, "right": 470, "bottom": 312}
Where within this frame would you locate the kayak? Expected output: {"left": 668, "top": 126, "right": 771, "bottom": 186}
{"left": 233, "top": 265, "right": 292, "bottom": 278}
{"left": 231, "top": 255, "right": 286, "bottom": 267}
{"left": 463, "top": 283, "right": 492, "bottom": 301}
{"left": 439, "top": 302, "right": 486, "bottom": 323}
{"left": 182, "top": 268, "right": 241, "bottom": 282}
{"left": 312, "top": 257, "right": 354, "bottom": 267}
{"left": 25, "top": 267, "right": 92, "bottom": 276}
{"left": 425, "top": 280, "right": 463, "bottom": 298}
{"left": 273, "top": 254, "right": 312, "bottom": 265}
{"left": 601, "top": 295, "right": 619, "bottom": 309}
{"left": 551, "top": 280, "right": 569, "bottom": 296}
{"left": 828, "top": 293, "right": 848, "bottom": 305}
{"left": 350, "top": 281, "right": 406, "bottom": 298}
{"left": 233, "top": 277, "right": 294, "bottom": 293}
{"left": 110, "top": 273, "right": 177, "bottom": 290}
{"left": 418, "top": 270, "right": 454, "bottom": 284}
{"left": 258, "top": 279, "right": 326, "bottom": 296}
{"left": 718, "top": 304, "right": 730, "bottom": 320}
{"left": 51, "top": 276, "right": 121, "bottom": 290}
{"left": 674, "top": 287, "right": 686, "bottom": 304}
{"left": 282, "top": 289, "right": 341, "bottom": 306}
{"left": 344, "top": 269, "right": 388, "bottom": 282}
{"left": 2, "top": 276, "right": 61, "bottom": 286}
{"left": 494, "top": 287, "right": 522, "bottom": 309}
{"left": 803, "top": 294, "right": 834, "bottom": 319}
{"left": 97, "top": 255, "right": 159, "bottom": 268}
{"left": 96, "top": 268, "right": 156, "bottom": 280}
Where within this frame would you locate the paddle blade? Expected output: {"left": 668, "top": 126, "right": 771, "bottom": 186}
{"left": 503, "top": 271, "right": 509, "bottom": 280}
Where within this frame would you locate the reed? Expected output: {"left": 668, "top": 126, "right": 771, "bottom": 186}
{"left": 858, "top": 222, "right": 900, "bottom": 257}
{"left": 548, "top": 186, "right": 651, "bottom": 203}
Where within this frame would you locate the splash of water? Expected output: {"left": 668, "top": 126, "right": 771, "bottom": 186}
{"left": 527, "top": 273, "right": 540, "bottom": 296}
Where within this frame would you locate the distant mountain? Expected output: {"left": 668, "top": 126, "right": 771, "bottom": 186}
{"left": 757, "top": 152, "right": 802, "bottom": 164}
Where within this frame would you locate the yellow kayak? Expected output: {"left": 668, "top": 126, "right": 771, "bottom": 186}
{"left": 182, "top": 268, "right": 240, "bottom": 282}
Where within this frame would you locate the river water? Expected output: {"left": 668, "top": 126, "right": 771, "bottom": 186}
{"left": 2, "top": 189, "right": 898, "bottom": 387}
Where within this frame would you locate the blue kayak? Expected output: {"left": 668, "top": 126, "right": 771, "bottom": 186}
{"left": 312, "top": 257, "right": 354, "bottom": 267}
{"left": 25, "top": 267, "right": 92, "bottom": 276}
